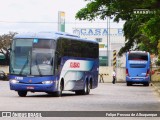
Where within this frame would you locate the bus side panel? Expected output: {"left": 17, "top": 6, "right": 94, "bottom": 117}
{"left": 59, "top": 57, "right": 98, "bottom": 91}
{"left": 91, "top": 59, "right": 99, "bottom": 89}
{"left": 125, "top": 53, "right": 128, "bottom": 81}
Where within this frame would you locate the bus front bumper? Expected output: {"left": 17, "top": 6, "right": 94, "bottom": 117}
{"left": 9, "top": 82, "right": 58, "bottom": 92}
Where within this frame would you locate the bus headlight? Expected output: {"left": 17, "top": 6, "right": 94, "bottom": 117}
{"left": 42, "top": 81, "right": 53, "bottom": 84}
{"left": 10, "top": 79, "right": 19, "bottom": 84}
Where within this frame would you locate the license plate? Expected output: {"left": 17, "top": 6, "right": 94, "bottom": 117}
{"left": 27, "top": 86, "right": 34, "bottom": 89}
{"left": 135, "top": 78, "right": 139, "bottom": 80}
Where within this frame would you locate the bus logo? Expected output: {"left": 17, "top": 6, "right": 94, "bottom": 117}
{"left": 70, "top": 62, "right": 80, "bottom": 68}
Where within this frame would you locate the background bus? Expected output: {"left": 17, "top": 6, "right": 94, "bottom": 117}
{"left": 126, "top": 51, "right": 150, "bottom": 86}
{"left": 9, "top": 32, "right": 99, "bottom": 97}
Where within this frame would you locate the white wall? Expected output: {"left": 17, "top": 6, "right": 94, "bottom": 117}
{"left": 99, "top": 66, "right": 126, "bottom": 82}
{"left": 0, "top": 66, "right": 9, "bottom": 74}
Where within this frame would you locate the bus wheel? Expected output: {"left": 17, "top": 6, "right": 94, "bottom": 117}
{"left": 84, "top": 80, "right": 90, "bottom": 95}
{"left": 75, "top": 81, "right": 90, "bottom": 95}
{"left": 18, "top": 91, "right": 27, "bottom": 97}
{"left": 127, "top": 82, "right": 132, "bottom": 86}
{"left": 54, "top": 80, "right": 63, "bottom": 97}
{"left": 144, "top": 82, "right": 149, "bottom": 86}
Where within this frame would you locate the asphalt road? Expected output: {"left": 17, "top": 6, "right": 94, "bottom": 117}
{"left": 0, "top": 81, "right": 160, "bottom": 120}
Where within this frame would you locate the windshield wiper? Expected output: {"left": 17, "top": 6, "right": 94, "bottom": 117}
{"left": 19, "top": 55, "right": 29, "bottom": 75}
{"left": 35, "top": 59, "right": 42, "bottom": 77}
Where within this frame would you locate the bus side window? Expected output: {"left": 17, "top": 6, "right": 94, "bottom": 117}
{"left": 55, "top": 51, "right": 61, "bottom": 74}
{"left": 57, "top": 56, "right": 61, "bottom": 66}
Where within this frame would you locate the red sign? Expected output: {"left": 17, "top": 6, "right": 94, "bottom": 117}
{"left": 70, "top": 62, "right": 80, "bottom": 68}
{"left": 27, "top": 86, "right": 34, "bottom": 90}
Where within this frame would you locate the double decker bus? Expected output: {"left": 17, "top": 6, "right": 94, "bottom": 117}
{"left": 9, "top": 32, "right": 99, "bottom": 97}
{"left": 126, "top": 51, "right": 150, "bottom": 86}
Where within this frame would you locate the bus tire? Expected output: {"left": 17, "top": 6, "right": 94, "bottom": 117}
{"left": 18, "top": 91, "right": 27, "bottom": 97}
{"left": 75, "top": 80, "right": 90, "bottom": 95}
{"left": 144, "top": 82, "right": 149, "bottom": 86}
{"left": 84, "top": 80, "right": 90, "bottom": 95}
{"left": 54, "top": 80, "right": 63, "bottom": 97}
{"left": 127, "top": 82, "right": 132, "bottom": 86}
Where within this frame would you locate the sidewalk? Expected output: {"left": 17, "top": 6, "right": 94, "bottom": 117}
{"left": 151, "top": 82, "right": 160, "bottom": 95}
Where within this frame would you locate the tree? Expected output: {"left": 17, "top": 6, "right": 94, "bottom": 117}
{"left": 0, "top": 32, "right": 17, "bottom": 65}
{"left": 119, "top": 12, "right": 159, "bottom": 56}
{"left": 76, "top": 0, "right": 160, "bottom": 56}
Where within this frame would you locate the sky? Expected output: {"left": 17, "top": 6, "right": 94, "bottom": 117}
{"left": 0, "top": 0, "right": 124, "bottom": 34}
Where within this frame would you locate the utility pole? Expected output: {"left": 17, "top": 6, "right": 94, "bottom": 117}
{"left": 107, "top": 16, "right": 111, "bottom": 66}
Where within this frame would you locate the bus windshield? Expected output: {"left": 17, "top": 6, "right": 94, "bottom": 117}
{"left": 10, "top": 38, "right": 55, "bottom": 76}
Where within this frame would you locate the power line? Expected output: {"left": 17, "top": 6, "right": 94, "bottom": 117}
{"left": 0, "top": 21, "right": 57, "bottom": 23}
{"left": 0, "top": 21, "right": 125, "bottom": 24}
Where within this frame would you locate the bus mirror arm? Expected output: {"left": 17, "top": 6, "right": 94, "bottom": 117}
{"left": 55, "top": 51, "right": 60, "bottom": 55}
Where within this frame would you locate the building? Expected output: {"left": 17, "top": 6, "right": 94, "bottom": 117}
{"left": 72, "top": 27, "right": 126, "bottom": 67}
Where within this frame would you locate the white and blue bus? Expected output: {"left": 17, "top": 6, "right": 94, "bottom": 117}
{"left": 126, "top": 51, "right": 150, "bottom": 86}
{"left": 9, "top": 32, "right": 99, "bottom": 97}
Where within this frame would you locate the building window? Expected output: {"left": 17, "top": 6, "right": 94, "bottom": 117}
{"left": 95, "top": 38, "right": 102, "bottom": 42}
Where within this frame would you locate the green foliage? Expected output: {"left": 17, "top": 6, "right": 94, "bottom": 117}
{"left": 76, "top": 0, "right": 160, "bottom": 56}
{"left": 0, "top": 32, "right": 17, "bottom": 65}
{"left": 155, "top": 60, "right": 160, "bottom": 66}
{"left": 156, "top": 40, "right": 160, "bottom": 65}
